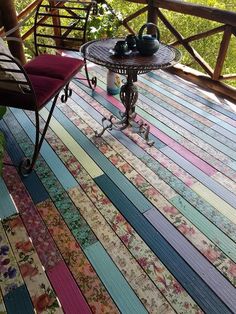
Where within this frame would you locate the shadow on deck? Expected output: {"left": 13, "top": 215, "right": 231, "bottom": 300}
{"left": 0, "top": 65, "right": 236, "bottom": 314}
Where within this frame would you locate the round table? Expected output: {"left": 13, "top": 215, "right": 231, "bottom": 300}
{"left": 81, "top": 38, "right": 181, "bottom": 145}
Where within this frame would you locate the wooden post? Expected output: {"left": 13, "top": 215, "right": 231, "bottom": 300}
{"left": 147, "top": 0, "right": 158, "bottom": 34}
{"left": 0, "top": 0, "right": 26, "bottom": 64}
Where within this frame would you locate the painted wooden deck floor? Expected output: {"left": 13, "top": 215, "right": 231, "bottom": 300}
{"left": 0, "top": 64, "right": 236, "bottom": 314}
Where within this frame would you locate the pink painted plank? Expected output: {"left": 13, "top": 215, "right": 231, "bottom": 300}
{"left": 47, "top": 261, "right": 92, "bottom": 314}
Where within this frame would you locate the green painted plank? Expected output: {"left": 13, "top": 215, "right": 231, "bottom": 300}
{"left": 0, "top": 177, "right": 17, "bottom": 219}
{"left": 85, "top": 242, "right": 148, "bottom": 314}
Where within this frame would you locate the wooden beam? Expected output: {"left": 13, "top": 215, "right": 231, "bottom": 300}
{"left": 0, "top": 0, "right": 26, "bottom": 64}
{"left": 126, "top": 0, "right": 236, "bottom": 27}
{"left": 213, "top": 25, "right": 232, "bottom": 80}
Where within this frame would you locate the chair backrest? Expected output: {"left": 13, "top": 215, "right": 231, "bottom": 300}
{"left": 34, "top": 0, "right": 96, "bottom": 55}
{"left": 0, "top": 52, "right": 36, "bottom": 110}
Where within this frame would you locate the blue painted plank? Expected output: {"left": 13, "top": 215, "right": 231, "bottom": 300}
{"left": 138, "top": 75, "right": 236, "bottom": 135}
{"left": 52, "top": 106, "right": 152, "bottom": 213}
{"left": 0, "top": 119, "right": 49, "bottom": 204}
{"left": 212, "top": 125, "right": 236, "bottom": 143}
{"left": 95, "top": 174, "right": 234, "bottom": 314}
{"left": 148, "top": 71, "right": 236, "bottom": 120}
{"left": 4, "top": 285, "right": 34, "bottom": 314}
{"left": 85, "top": 242, "right": 148, "bottom": 314}
{"left": 10, "top": 108, "right": 78, "bottom": 191}
{"left": 0, "top": 177, "right": 17, "bottom": 219}
{"left": 161, "top": 146, "right": 236, "bottom": 208}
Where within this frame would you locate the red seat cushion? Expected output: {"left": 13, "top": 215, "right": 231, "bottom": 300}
{"left": 24, "top": 54, "right": 84, "bottom": 81}
{"left": 0, "top": 75, "right": 63, "bottom": 111}
{"left": 29, "top": 74, "right": 64, "bottom": 109}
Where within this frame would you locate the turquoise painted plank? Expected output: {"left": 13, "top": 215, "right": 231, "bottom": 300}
{"left": 148, "top": 71, "right": 236, "bottom": 120}
{"left": 4, "top": 285, "right": 34, "bottom": 314}
{"left": 85, "top": 242, "right": 148, "bottom": 314}
{"left": 170, "top": 195, "right": 236, "bottom": 262}
{"left": 0, "top": 177, "right": 17, "bottom": 219}
{"left": 52, "top": 107, "right": 152, "bottom": 213}
{"left": 10, "top": 108, "right": 78, "bottom": 191}
{"left": 138, "top": 75, "right": 236, "bottom": 135}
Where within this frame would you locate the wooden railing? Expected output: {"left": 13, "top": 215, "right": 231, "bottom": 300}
{"left": 122, "top": 0, "right": 236, "bottom": 102}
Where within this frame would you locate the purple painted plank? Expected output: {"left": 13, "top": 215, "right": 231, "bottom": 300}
{"left": 47, "top": 261, "right": 92, "bottom": 314}
{"left": 144, "top": 208, "right": 236, "bottom": 312}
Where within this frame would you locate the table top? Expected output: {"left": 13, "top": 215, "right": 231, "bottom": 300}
{"left": 81, "top": 38, "right": 181, "bottom": 75}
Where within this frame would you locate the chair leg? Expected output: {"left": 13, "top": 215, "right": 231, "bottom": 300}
{"left": 84, "top": 60, "right": 97, "bottom": 90}
{"left": 75, "top": 59, "right": 97, "bottom": 91}
{"left": 19, "top": 93, "right": 59, "bottom": 176}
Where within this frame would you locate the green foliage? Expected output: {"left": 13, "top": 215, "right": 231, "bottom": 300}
{"left": 87, "top": 3, "right": 122, "bottom": 40}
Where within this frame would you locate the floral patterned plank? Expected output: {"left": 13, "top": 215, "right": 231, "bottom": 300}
{"left": 0, "top": 222, "right": 23, "bottom": 296}
{"left": 2, "top": 155, "right": 62, "bottom": 270}
{"left": 68, "top": 187, "right": 175, "bottom": 314}
{"left": 3, "top": 214, "right": 62, "bottom": 314}
{"left": 61, "top": 86, "right": 236, "bottom": 285}
{"left": 37, "top": 199, "right": 119, "bottom": 314}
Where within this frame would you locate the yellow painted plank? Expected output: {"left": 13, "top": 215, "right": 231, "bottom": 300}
{"left": 192, "top": 182, "right": 236, "bottom": 224}
{"left": 41, "top": 108, "right": 103, "bottom": 178}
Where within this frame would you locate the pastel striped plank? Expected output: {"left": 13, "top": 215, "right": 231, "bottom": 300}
{"left": 72, "top": 183, "right": 202, "bottom": 313}
{"left": 47, "top": 261, "right": 92, "bottom": 314}
{"left": 192, "top": 182, "right": 236, "bottom": 224}
{"left": 137, "top": 101, "right": 236, "bottom": 166}
{"left": 144, "top": 208, "right": 236, "bottom": 312}
{"left": 80, "top": 76, "right": 236, "bottom": 183}
{"left": 10, "top": 108, "right": 78, "bottom": 191}
{"left": 75, "top": 75, "right": 218, "bottom": 177}
{"left": 69, "top": 186, "right": 175, "bottom": 314}
{"left": 40, "top": 108, "right": 103, "bottom": 178}
{"left": 54, "top": 95, "right": 236, "bottom": 283}
{"left": 138, "top": 93, "right": 236, "bottom": 158}
{"left": 51, "top": 106, "right": 152, "bottom": 213}
{"left": 70, "top": 82, "right": 236, "bottom": 243}
{"left": 85, "top": 242, "right": 148, "bottom": 314}
{"left": 95, "top": 174, "right": 233, "bottom": 313}
{"left": 161, "top": 146, "right": 236, "bottom": 208}
{"left": 0, "top": 177, "right": 17, "bottom": 219}
{"left": 138, "top": 75, "right": 236, "bottom": 134}
{"left": 148, "top": 71, "right": 236, "bottom": 121}
{"left": 0, "top": 120, "right": 49, "bottom": 204}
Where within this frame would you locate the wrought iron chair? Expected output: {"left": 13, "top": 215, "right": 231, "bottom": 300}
{"left": 0, "top": 47, "right": 83, "bottom": 175}
{"left": 33, "top": 0, "right": 97, "bottom": 90}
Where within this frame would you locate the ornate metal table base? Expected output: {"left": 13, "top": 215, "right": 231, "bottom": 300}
{"left": 81, "top": 38, "right": 181, "bottom": 146}
{"left": 95, "top": 74, "right": 154, "bottom": 146}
